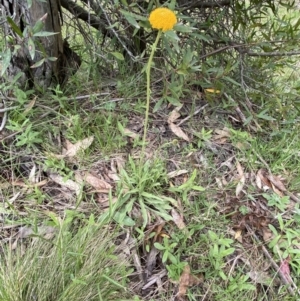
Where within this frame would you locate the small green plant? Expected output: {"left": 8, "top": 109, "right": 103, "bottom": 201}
{"left": 6, "top": 119, "right": 42, "bottom": 147}
{"left": 226, "top": 274, "right": 256, "bottom": 293}
{"left": 154, "top": 235, "right": 189, "bottom": 280}
{"left": 114, "top": 156, "right": 177, "bottom": 228}
{"left": 263, "top": 193, "right": 290, "bottom": 212}
{"left": 268, "top": 214, "right": 300, "bottom": 276}
{"left": 169, "top": 169, "right": 205, "bottom": 203}
{"left": 193, "top": 127, "right": 213, "bottom": 148}
{"left": 43, "top": 156, "right": 73, "bottom": 179}
{"left": 166, "top": 260, "right": 188, "bottom": 281}
{"left": 154, "top": 236, "right": 178, "bottom": 264}
{"left": 202, "top": 230, "right": 235, "bottom": 280}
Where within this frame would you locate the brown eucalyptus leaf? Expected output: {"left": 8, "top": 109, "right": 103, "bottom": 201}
{"left": 62, "top": 136, "right": 94, "bottom": 157}
{"left": 169, "top": 123, "right": 189, "bottom": 142}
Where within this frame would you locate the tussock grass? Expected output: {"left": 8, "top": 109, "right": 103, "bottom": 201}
{"left": 0, "top": 214, "right": 131, "bottom": 301}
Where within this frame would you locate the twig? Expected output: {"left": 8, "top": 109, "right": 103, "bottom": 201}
{"left": 223, "top": 93, "right": 259, "bottom": 132}
{"left": 0, "top": 110, "right": 7, "bottom": 132}
{"left": 246, "top": 224, "right": 300, "bottom": 296}
{"left": 177, "top": 104, "right": 208, "bottom": 126}
{"left": 131, "top": 247, "right": 146, "bottom": 284}
{"left": 250, "top": 147, "right": 300, "bottom": 204}
{"left": 93, "top": 98, "right": 124, "bottom": 108}
{"left": 142, "top": 270, "right": 167, "bottom": 290}
{"left": 72, "top": 92, "right": 110, "bottom": 100}
{"left": 246, "top": 50, "right": 300, "bottom": 57}
{"left": 0, "top": 99, "right": 10, "bottom": 132}
{"left": 97, "top": 1, "right": 136, "bottom": 62}
{"left": 0, "top": 106, "right": 18, "bottom": 112}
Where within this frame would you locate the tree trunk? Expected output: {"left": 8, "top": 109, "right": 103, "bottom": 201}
{"left": 0, "top": 0, "right": 80, "bottom": 90}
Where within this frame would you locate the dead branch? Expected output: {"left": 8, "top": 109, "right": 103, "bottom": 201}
{"left": 60, "top": 0, "right": 108, "bottom": 34}
{"left": 246, "top": 224, "right": 300, "bottom": 297}
{"left": 179, "top": 0, "right": 231, "bottom": 11}
{"left": 246, "top": 50, "right": 300, "bottom": 57}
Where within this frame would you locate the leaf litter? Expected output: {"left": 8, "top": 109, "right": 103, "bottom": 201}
{"left": 2, "top": 89, "right": 300, "bottom": 301}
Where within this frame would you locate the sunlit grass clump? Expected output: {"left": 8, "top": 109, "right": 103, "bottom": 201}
{"left": 0, "top": 213, "right": 130, "bottom": 301}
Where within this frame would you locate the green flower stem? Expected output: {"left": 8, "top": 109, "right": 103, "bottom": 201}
{"left": 141, "top": 30, "right": 162, "bottom": 159}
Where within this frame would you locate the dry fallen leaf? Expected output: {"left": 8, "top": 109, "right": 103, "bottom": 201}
{"left": 235, "top": 161, "right": 245, "bottom": 197}
{"left": 49, "top": 173, "right": 81, "bottom": 196}
{"left": 24, "top": 96, "right": 36, "bottom": 115}
{"left": 18, "top": 226, "right": 56, "bottom": 239}
{"left": 268, "top": 174, "right": 286, "bottom": 191}
{"left": 248, "top": 270, "right": 273, "bottom": 285}
{"left": 262, "top": 228, "right": 273, "bottom": 242}
{"left": 167, "top": 169, "right": 188, "bottom": 179}
{"left": 75, "top": 171, "right": 112, "bottom": 193}
{"left": 169, "top": 123, "right": 190, "bottom": 142}
{"left": 96, "top": 195, "right": 118, "bottom": 209}
{"left": 168, "top": 105, "right": 183, "bottom": 123}
{"left": 109, "top": 157, "right": 125, "bottom": 181}
{"left": 171, "top": 209, "right": 186, "bottom": 230}
{"left": 177, "top": 265, "right": 191, "bottom": 300}
{"left": 234, "top": 229, "right": 243, "bottom": 243}
{"left": 215, "top": 177, "right": 223, "bottom": 189}
{"left": 83, "top": 172, "right": 112, "bottom": 192}
{"left": 62, "top": 136, "right": 94, "bottom": 157}
{"left": 177, "top": 265, "right": 203, "bottom": 300}
{"left": 280, "top": 257, "right": 292, "bottom": 283}
{"left": 123, "top": 128, "right": 139, "bottom": 139}
{"left": 257, "top": 169, "right": 272, "bottom": 190}
{"left": 213, "top": 128, "right": 231, "bottom": 144}
{"left": 11, "top": 179, "right": 48, "bottom": 188}
{"left": 267, "top": 174, "right": 286, "bottom": 196}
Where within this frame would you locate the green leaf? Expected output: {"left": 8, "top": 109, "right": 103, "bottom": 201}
{"left": 123, "top": 15, "right": 140, "bottom": 29}
{"left": 113, "top": 211, "right": 135, "bottom": 226}
{"left": 168, "top": 253, "right": 177, "bottom": 264}
{"left": 120, "top": 9, "right": 147, "bottom": 21}
{"left": 27, "top": 0, "right": 33, "bottom": 8}
{"left": 219, "top": 270, "right": 227, "bottom": 280}
{"left": 223, "top": 76, "right": 241, "bottom": 86}
{"left": 151, "top": 209, "right": 173, "bottom": 221}
{"left": 117, "top": 121, "right": 125, "bottom": 134}
{"left": 46, "top": 57, "right": 58, "bottom": 62}
{"left": 30, "top": 58, "right": 45, "bottom": 68}
{"left": 190, "top": 33, "right": 211, "bottom": 42}
{"left": 6, "top": 17, "right": 23, "bottom": 37}
{"left": 27, "top": 38, "right": 35, "bottom": 60}
{"left": 33, "top": 31, "right": 58, "bottom": 37}
{"left": 220, "top": 247, "right": 235, "bottom": 257}
{"left": 173, "top": 24, "right": 194, "bottom": 33}
{"left": 268, "top": 224, "right": 278, "bottom": 235}
{"left": 1, "top": 49, "right": 11, "bottom": 76}
{"left": 154, "top": 242, "right": 165, "bottom": 251}
{"left": 164, "top": 30, "right": 180, "bottom": 41}
{"left": 32, "top": 20, "right": 44, "bottom": 34}
{"left": 110, "top": 52, "right": 125, "bottom": 61}
{"left": 166, "top": 96, "right": 182, "bottom": 106}
{"left": 256, "top": 109, "right": 276, "bottom": 121}
{"left": 153, "top": 97, "right": 164, "bottom": 113}
{"left": 139, "top": 198, "right": 148, "bottom": 229}
{"left": 162, "top": 251, "right": 169, "bottom": 263}
{"left": 192, "top": 185, "right": 205, "bottom": 191}
{"left": 268, "top": 235, "right": 281, "bottom": 249}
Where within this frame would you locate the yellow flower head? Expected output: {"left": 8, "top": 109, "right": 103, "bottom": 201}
{"left": 149, "top": 8, "right": 177, "bottom": 32}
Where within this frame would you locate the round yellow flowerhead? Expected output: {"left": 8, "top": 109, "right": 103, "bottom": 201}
{"left": 149, "top": 8, "right": 177, "bottom": 32}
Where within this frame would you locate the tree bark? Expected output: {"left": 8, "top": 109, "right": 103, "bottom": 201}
{"left": 0, "top": 0, "right": 80, "bottom": 90}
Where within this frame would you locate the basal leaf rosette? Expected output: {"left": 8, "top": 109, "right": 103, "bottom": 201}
{"left": 149, "top": 8, "right": 177, "bottom": 32}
